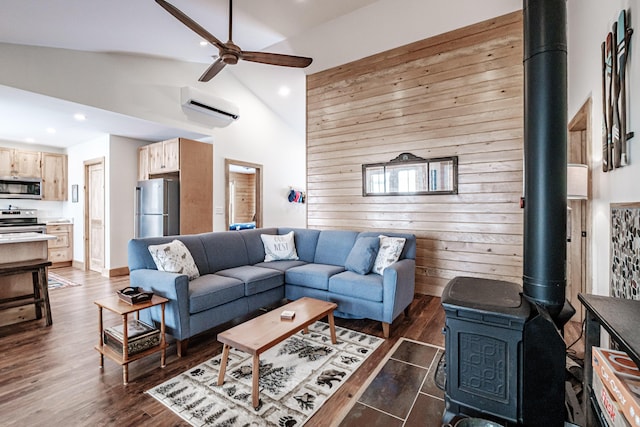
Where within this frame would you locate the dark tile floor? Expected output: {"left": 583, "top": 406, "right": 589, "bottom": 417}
{"left": 339, "top": 338, "right": 445, "bottom": 427}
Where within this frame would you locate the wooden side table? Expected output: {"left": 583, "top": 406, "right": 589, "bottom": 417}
{"left": 94, "top": 294, "right": 168, "bottom": 385}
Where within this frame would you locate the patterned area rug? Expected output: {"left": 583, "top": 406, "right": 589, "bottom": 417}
{"left": 47, "top": 271, "right": 81, "bottom": 290}
{"left": 147, "top": 321, "right": 384, "bottom": 426}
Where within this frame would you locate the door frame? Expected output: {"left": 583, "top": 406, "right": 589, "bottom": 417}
{"left": 567, "top": 97, "right": 593, "bottom": 320}
{"left": 84, "top": 157, "right": 105, "bottom": 273}
{"left": 224, "top": 158, "right": 263, "bottom": 230}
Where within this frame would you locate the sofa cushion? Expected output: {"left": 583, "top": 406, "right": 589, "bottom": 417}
{"left": 188, "top": 274, "right": 245, "bottom": 314}
{"left": 285, "top": 263, "right": 345, "bottom": 290}
{"left": 201, "top": 231, "right": 250, "bottom": 272}
{"left": 314, "top": 230, "right": 359, "bottom": 266}
{"left": 148, "top": 239, "right": 200, "bottom": 280}
{"left": 128, "top": 234, "right": 210, "bottom": 274}
{"left": 255, "top": 260, "right": 306, "bottom": 272}
{"left": 261, "top": 231, "right": 299, "bottom": 261}
{"left": 278, "top": 228, "right": 320, "bottom": 263}
{"left": 238, "top": 227, "right": 279, "bottom": 264}
{"left": 372, "top": 235, "right": 406, "bottom": 275}
{"left": 216, "top": 265, "right": 284, "bottom": 296}
{"left": 329, "top": 271, "right": 383, "bottom": 302}
{"left": 345, "top": 236, "right": 379, "bottom": 275}
{"left": 358, "top": 231, "right": 416, "bottom": 260}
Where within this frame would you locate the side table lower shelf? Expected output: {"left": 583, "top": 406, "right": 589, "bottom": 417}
{"left": 94, "top": 294, "right": 168, "bottom": 385}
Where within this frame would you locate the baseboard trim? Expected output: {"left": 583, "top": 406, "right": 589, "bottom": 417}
{"left": 72, "top": 260, "right": 85, "bottom": 270}
{"left": 107, "top": 266, "right": 129, "bottom": 277}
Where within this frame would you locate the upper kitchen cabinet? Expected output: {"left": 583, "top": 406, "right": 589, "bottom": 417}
{"left": 138, "top": 146, "right": 149, "bottom": 181}
{"left": 41, "top": 153, "right": 68, "bottom": 201}
{"left": 148, "top": 138, "right": 180, "bottom": 174}
{"left": 0, "top": 148, "right": 42, "bottom": 178}
{"left": 139, "top": 138, "right": 213, "bottom": 233}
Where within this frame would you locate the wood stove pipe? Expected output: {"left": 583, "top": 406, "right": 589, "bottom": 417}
{"left": 522, "top": 0, "right": 568, "bottom": 318}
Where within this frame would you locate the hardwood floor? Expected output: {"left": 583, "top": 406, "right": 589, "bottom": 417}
{"left": 0, "top": 267, "right": 584, "bottom": 426}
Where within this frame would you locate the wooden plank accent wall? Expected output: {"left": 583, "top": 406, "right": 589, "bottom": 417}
{"left": 306, "top": 11, "right": 524, "bottom": 296}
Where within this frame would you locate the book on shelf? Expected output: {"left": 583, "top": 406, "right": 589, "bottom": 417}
{"left": 103, "top": 319, "right": 160, "bottom": 355}
{"left": 592, "top": 347, "right": 640, "bottom": 427}
{"left": 280, "top": 310, "right": 295, "bottom": 320}
{"left": 105, "top": 319, "right": 157, "bottom": 341}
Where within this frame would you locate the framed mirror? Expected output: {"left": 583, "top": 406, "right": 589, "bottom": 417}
{"left": 362, "top": 153, "right": 458, "bottom": 196}
{"left": 225, "top": 159, "right": 263, "bottom": 230}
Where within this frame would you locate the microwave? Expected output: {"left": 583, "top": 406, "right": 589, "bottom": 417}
{"left": 0, "top": 177, "right": 43, "bottom": 199}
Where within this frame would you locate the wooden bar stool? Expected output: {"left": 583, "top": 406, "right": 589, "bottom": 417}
{"left": 0, "top": 260, "right": 53, "bottom": 325}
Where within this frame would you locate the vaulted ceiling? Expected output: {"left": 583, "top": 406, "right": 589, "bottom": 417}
{"left": 0, "top": 0, "right": 520, "bottom": 147}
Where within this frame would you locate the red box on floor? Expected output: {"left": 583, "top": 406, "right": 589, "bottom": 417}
{"left": 592, "top": 347, "right": 640, "bottom": 427}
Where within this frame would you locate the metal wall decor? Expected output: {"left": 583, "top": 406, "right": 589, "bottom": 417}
{"left": 602, "top": 9, "right": 634, "bottom": 172}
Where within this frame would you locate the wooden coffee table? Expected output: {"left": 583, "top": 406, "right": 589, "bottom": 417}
{"left": 217, "top": 297, "right": 338, "bottom": 408}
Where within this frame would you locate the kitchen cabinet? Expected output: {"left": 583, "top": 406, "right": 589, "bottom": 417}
{"left": 47, "top": 223, "right": 73, "bottom": 267}
{"left": 0, "top": 148, "right": 41, "bottom": 178}
{"left": 138, "top": 146, "right": 149, "bottom": 181}
{"left": 148, "top": 138, "right": 180, "bottom": 174}
{"left": 138, "top": 138, "right": 213, "bottom": 234}
{"left": 41, "top": 153, "right": 68, "bottom": 201}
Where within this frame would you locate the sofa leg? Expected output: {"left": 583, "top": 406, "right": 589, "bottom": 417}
{"left": 382, "top": 322, "right": 390, "bottom": 338}
{"left": 177, "top": 339, "right": 189, "bottom": 357}
{"left": 404, "top": 305, "right": 411, "bottom": 318}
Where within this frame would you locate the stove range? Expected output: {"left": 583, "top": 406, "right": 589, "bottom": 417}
{"left": 0, "top": 209, "right": 46, "bottom": 233}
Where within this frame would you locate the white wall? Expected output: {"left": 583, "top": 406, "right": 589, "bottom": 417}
{"left": 108, "top": 136, "right": 150, "bottom": 269}
{"left": 65, "top": 135, "right": 108, "bottom": 268}
{"left": 567, "top": 0, "right": 640, "bottom": 295}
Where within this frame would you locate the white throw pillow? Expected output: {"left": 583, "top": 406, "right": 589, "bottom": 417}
{"left": 148, "top": 239, "right": 200, "bottom": 280}
{"left": 372, "top": 235, "right": 406, "bottom": 275}
{"left": 261, "top": 231, "right": 299, "bottom": 262}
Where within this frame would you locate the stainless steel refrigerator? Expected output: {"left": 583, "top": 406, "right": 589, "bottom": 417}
{"left": 134, "top": 178, "right": 180, "bottom": 238}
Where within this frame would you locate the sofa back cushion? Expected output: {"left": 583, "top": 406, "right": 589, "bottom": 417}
{"left": 314, "top": 230, "right": 359, "bottom": 266}
{"left": 200, "top": 231, "right": 250, "bottom": 272}
{"left": 128, "top": 234, "right": 210, "bottom": 274}
{"left": 357, "top": 231, "right": 417, "bottom": 260}
{"left": 278, "top": 228, "right": 320, "bottom": 263}
{"left": 238, "top": 227, "right": 279, "bottom": 265}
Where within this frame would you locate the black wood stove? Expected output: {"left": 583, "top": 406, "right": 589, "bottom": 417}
{"left": 441, "top": 0, "right": 575, "bottom": 425}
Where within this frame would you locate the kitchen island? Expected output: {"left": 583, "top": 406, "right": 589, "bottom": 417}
{"left": 0, "top": 232, "right": 56, "bottom": 327}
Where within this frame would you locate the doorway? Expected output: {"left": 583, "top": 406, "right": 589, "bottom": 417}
{"left": 567, "top": 98, "right": 593, "bottom": 321}
{"left": 225, "top": 159, "right": 262, "bottom": 230}
{"left": 84, "top": 158, "right": 105, "bottom": 274}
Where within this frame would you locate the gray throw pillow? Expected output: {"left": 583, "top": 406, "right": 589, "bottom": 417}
{"left": 345, "top": 236, "right": 380, "bottom": 275}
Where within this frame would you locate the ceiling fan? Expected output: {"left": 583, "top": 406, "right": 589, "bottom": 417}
{"left": 155, "top": 0, "right": 313, "bottom": 82}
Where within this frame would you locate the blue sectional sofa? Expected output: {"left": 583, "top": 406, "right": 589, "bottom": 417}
{"left": 128, "top": 227, "right": 416, "bottom": 355}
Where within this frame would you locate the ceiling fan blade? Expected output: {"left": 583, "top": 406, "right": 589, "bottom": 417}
{"left": 155, "top": 0, "right": 225, "bottom": 50}
{"left": 242, "top": 51, "right": 313, "bottom": 68}
{"left": 198, "top": 58, "right": 226, "bottom": 82}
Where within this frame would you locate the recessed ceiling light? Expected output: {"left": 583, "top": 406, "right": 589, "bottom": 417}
{"left": 200, "top": 40, "right": 209, "bottom": 46}
{"left": 74, "top": 113, "right": 87, "bottom": 121}
{"left": 278, "top": 86, "right": 291, "bottom": 97}
{"left": 46, "top": 127, "right": 56, "bottom": 134}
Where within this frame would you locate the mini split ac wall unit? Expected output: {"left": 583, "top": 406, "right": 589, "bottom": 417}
{"left": 180, "top": 86, "right": 239, "bottom": 128}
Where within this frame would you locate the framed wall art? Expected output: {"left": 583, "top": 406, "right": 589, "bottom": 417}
{"left": 610, "top": 202, "right": 640, "bottom": 299}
